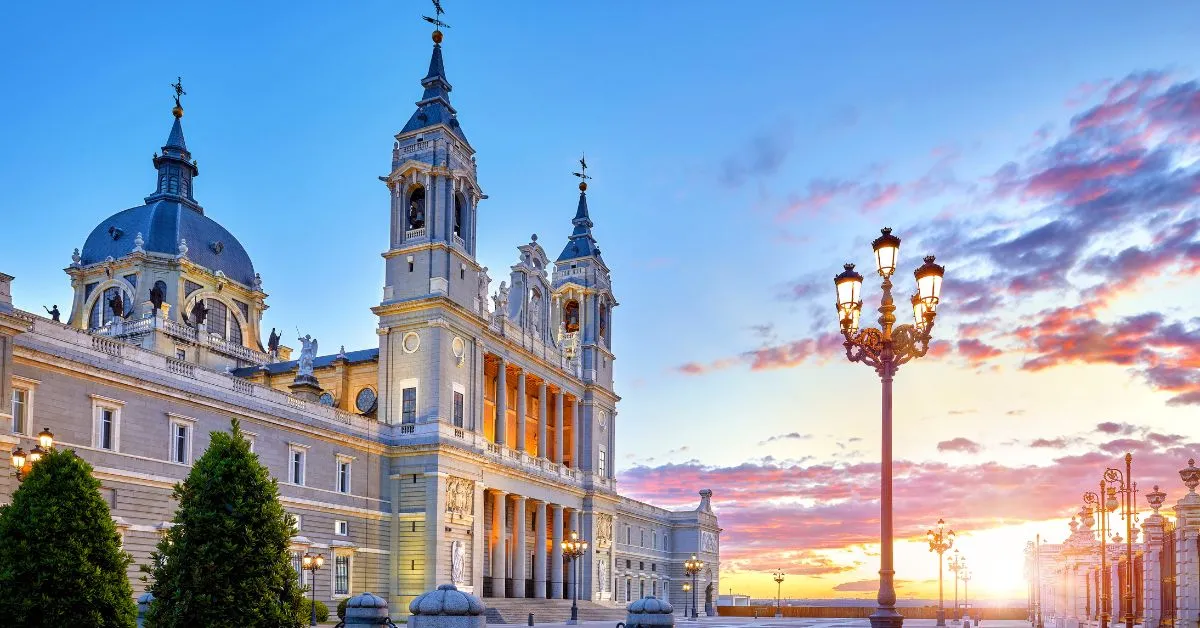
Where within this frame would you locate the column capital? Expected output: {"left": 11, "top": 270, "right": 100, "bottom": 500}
{"left": 512, "top": 493, "right": 527, "bottom": 503}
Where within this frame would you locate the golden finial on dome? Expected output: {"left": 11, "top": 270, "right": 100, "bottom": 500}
{"left": 572, "top": 153, "right": 592, "bottom": 192}
{"left": 424, "top": 0, "right": 449, "bottom": 44}
{"left": 171, "top": 76, "right": 186, "bottom": 118}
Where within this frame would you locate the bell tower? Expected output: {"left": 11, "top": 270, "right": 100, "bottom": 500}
{"left": 380, "top": 24, "right": 486, "bottom": 312}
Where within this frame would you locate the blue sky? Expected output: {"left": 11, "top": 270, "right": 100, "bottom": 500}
{"left": 4, "top": 2, "right": 1200, "bottom": 598}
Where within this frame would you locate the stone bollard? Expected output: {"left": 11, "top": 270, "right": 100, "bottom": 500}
{"left": 409, "top": 584, "right": 486, "bottom": 628}
{"left": 136, "top": 591, "right": 154, "bottom": 628}
{"left": 626, "top": 595, "right": 675, "bottom": 628}
{"left": 343, "top": 592, "right": 393, "bottom": 626}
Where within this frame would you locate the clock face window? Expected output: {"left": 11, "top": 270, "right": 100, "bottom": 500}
{"left": 355, "top": 387, "right": 377, "bottom": 413}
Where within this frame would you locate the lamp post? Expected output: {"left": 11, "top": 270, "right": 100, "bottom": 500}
{"left": 9, "top": 427, "right": 55, "bottom": 481}
{"left": 562, "top": 530, "right": 588, "bottom": 624}
{"left": 1034, "top": 536, "right": 1043, "bottom": 628}
{"left": 960, "top": 568, "right": 972, "bottom": 628}
{"left": 949, "top": 550, "right": 964, "bottom": 624}
{"left": 301, "top": 551, "right": 325, "bottom": 627}
{"left": 1102, "top": 453, "right": 1137, "bottom": 628}
{"left": 1084, "top": 476, "right": 1119, "bottom": 628}
{"left": 682, "top": 582, "right": 691, "bottom": 618}
{"left": 684, "top": 554, "right": 704, "bottom": 620}
{"left": 834, "top": 228, "right": 946, "bottom": 628}
{"left": 772, "top": 570, "right": 785, "bottom": 618}
{"left": 928, "top": 519, "right": 956, "bottom": 627}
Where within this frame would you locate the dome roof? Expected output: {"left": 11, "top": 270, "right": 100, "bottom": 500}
{"left": 80, "top": 200, "right": 255, "bottom": 286}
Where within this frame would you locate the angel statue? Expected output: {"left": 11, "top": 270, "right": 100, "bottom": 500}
{"left": 297, "top": 334, "right": 318, "bottom": 377}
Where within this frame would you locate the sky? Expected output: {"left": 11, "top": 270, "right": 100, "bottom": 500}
{"left": 3, "top": 1, "right": 1200, "bottom": 603}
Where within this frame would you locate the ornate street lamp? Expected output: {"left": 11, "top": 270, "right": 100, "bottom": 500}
{"left": 772, "top": 570, "right": 785, "bottom": 618}
{"left": 834, "top": 228, "right": 945, "bottom": 628}
{"left": 10, "top": 427, "right": 54, "bottom": 481}
{"left": 301, "top": 551, "right": 325, "bottom": 627}
{"left": 928, "top": 519, "right": 956, "bottom": 627}
{"left": 1103, "top": 453, "right": 1138, "bottom": 628}
{"left": 562, "top": 530, "right": 588, "bottom": 624}
{"left": 948, "top": 550, "right": 965, "bottom": 624}
{"left": 959, "top": 567, "right": 972, "bottom": 628}
{"left": 682, "top": 582, "right": 692, "bottom": 618}
{"left": 684, "top": 554, "right": 704, "bottom": 620}
{"left": 1083, "top": 481, "right": 1118, "bottom": 628}
{"left": 1034, "top": 535, "right": 1043, "bottom": 628}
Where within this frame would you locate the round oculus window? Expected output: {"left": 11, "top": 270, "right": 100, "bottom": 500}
{"left": 402, "top": 331, "right": 421, "bottom": 353}
{"left": 318, "top": 392, "right": 335, "bottom": 406}
{"left": 451, "top": 336, "right": 466, "bottom": 358}
{"left": 355, "top": 387, "right": 378, "bottom": 413}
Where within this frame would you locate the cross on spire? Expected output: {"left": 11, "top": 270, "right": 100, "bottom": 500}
{"left": 572, "top": 154, "right": 592, "bottom": 191}
{"left": 423, "top": 0, "right": 450, "bottom": 31}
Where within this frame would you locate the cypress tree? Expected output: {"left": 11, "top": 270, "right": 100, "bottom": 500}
{"left": 146, "top": 419, "right": 303, "bottom": 627}
{"left": 0, "top": 448, "right": 136, "bottom": 627}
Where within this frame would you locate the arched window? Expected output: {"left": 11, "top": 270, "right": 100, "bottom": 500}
{"left": 407, "top": 186, "right": 426, "bottom": 231}
{"left": 564, "top": 300, "right": 580, "bottom": 333}
{"left": 598, "top": 302, "right": 609, "bottom": 340}
{"left": 201, "top": 298, "right": 244, "bottom": 345}
{"left": 453, "top": 193, "right": 465, "bottom": 238}
{"left": 89, "top": 286, "right": 133, "bottom": 329}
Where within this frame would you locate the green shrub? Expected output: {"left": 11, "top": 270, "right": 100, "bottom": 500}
{"left": 300, "top": 598, "right": 330, "bottom": 623}
{"left": 338, "top": 597, "right": 349, "bottom": 620}
{"left": 0, "top": 448, "right": 136, "bottom": 627}
{"left": 145, "top": 419, "right": 303, "bottom": 627}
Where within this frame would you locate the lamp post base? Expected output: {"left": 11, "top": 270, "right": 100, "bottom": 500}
{"left": 870, "top": 608, "right": 904, "bottom": 628}
{"left": 937, "top": 608, "right": 946, "bottom": 627}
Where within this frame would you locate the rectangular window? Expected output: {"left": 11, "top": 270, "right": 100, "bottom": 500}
{"left": 402, "top": 387, "right": 417, "bottom": 424}
{"left": 599, "top": 447, "right": 607, "bottom": 477}
{"left": 11, "top": 388, "right": 28, "bottom": 434}
{"left": 289, "top": 447, "right": 306, "bottom": 485}
{"left": 291, "top": 551, "right": 303, "bottom": 587}
{"left": 337, "top": 459, "right": 351, "bottom": 494}
{"left": 653, "top": 530, "right": 657, "bottom": 550}
{"left": 453, "top": 390, "right": 465, "bottom": 428}
{"left": 175, "top": 348, "right": 186, "bottom": 360}
{"left": 206, "top": 299, "right": 228, "bottom": 339}
{"left": 640, "top": 529, "right": 645, "bottom": 547}
{"left": 335, "top": 554, "right": 351, "bottom": 596}
{"left": 169, "top": 419, "right": 191, "bottom": 464}
{"left": 91, "top": 395, "right": 124, "bottom": 451}
{"left": 626, "top": 527, "right": 631, "bottom": 544}
{"left": 334, "top": 520, "right": 348, "bottom": 536}
{"left": 291, "top": 514, "right": 302, "bottom": 533}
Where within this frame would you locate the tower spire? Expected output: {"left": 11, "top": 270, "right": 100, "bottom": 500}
{"left": 146, "top": 77, "right": 201, "bottom": 212}
{"left": 558, "top": 155, "right": 601, "bottom": 262}
{"left": 401, "top": 0, "right": 468, "bottom": 142}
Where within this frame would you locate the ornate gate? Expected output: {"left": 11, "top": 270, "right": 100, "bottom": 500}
{"left": 1161, "top": 520, "right": 1176, "bottom": 626}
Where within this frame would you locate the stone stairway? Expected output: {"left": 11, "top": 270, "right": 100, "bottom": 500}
{"left": 482, "top": 597, "right": 627, "bottom": 624}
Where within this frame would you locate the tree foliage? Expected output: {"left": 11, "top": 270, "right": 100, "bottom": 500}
{"left": 146, "top": 419, "right": 303, "bottom": 627}
{"left": 0, "top": 448, "right": 136, "bottom": 627}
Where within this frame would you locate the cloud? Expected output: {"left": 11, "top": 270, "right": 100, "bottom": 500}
{"left": 834, "top": 579, "right": 889, "bottom": 592}
{"left": 1029, "top": 438, "right": 1070, "bottom": 449}
{"left": 936, "top": 438, "right": 983, "bottom": 454}
{"left": 1096, "top": 422, "right": 1138, "bottom": 435}
{"left": 674, "top": 333, "right": 843, "bottom": 375}
{"left": 956, "top": 339, "right": 1002, "bottom": 365}
{"left": 759, "top": 432, "right": 814, "bottom": 445}
{"left": 719, "top": 122, "right": 794, "bottom": 188}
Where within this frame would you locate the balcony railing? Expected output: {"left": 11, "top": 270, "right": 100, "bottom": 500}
{"left": 405, "top": 227, "right": 426, "bottom": 240}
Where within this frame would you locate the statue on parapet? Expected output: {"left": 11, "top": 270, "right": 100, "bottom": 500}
{"left": 297, "top": 334, "right": 318, "bottom": 377}
{"left": 189, "top": 299, "right": 208, "bottom": 327}
{"left": 43, "top": 305, "right": 60, "bottom": 322}
{"left": 109, "top": 292, "right": 126, "bottom": 320}
{"left": 267, "top": 327, "right": 282, "bottom": 359}
{"left": 149, "top": 282, "right": 165, "bottom": 312}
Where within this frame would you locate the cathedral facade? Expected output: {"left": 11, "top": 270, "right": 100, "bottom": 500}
{"left": 0, "top": 25, "right": 720, "bottom": 616}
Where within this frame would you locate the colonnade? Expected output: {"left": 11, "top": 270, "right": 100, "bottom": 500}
{"left": 486, "top": 489, "right": 584, "bottom": 600}
{"left": 485, "top": 353, "right": 582, "bottom": 468}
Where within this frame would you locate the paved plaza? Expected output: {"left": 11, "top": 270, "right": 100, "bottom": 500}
{"left": 506, "top": 620, "right": 1031, "bottom": 628}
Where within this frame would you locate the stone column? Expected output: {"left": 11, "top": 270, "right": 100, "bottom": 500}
{"left": 537, "top": 382, "right": 548, "bottom": 459}
{"left": 608, "top": 410, "right": 617, "bottom": 479}
{"left": 1144, "top": 504, "right": 1167, "bottom": 628}
{"left": 473, "top": 341, "right": 485, "bottom": 434}
{"left": 516, "top": 370, "right": 527, "bottom": 453}
{"left": 512, "top": 495, "right": 528, "bottom": 598}
{"left": 495, "top": 359, "right": 507, "bottom": 446}
{"left": 534, "top": 501, "right": 548, "bottom": 598}
{"left": 554, "top": 390, "right": 564, "bottom": 463}
{"left": 1175, "top": 460, "right": 1200, "bottom": 628}
{"left": 567, "top": 510, "right": 579, "bottom": 601}
{"left": 473, "top": 482, "right": 487, "bottom": 595}
{"left": 491, "top": 490, "right": 508, "bottom": 598}
{"left": 572, "top": 397, "right": 582, "bottom": 468}
{"left": 551, "top": 505, "right": 564, "bottom": 599}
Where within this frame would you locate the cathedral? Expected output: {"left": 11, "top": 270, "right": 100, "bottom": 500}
{"left": 0, "top": 20, "right": 720, "bottom": 618}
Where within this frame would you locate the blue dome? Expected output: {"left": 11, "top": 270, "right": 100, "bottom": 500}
{"left": 80, "top": 200, "right": 256, "bottom": 286}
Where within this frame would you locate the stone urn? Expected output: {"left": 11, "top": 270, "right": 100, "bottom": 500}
{"left": 626, "top": 595, "right": 675, "bottom": 628}
{"left": 409, "top": 584, "right": 486, "bottom": 628}
{"left": 343, "top": 592, "right": 392, "bottom": 626}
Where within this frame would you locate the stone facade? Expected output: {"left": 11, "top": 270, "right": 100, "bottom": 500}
{"left": 0, "top": 23, "right": 720, "bottom": 613}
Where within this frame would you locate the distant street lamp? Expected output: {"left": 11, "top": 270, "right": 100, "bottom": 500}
{"left": 1103, "top": 453, "right": 1138, "bottom": 628}
{"left": 959, "top": 568, "right": 972, "bottom": 628}
{"left": 772, "top": 570, "right": 785, "bottom": 618}
{"left": 682, "top": 582, "right": 692, "bottom": 618}
{"left": 1084, "top": 477, "right": 1119, "bottom": 628}
{"left": 562, "top": 530, "right": 588, "bottom": 624}
{"left": 685, "top": 554, "right": 704, "bottom": 620}
{"left": 927, "top": 519, "right": 956, "bottom": 627}
{"left": 948, "top": 550, "right": 965, "bottom": 624}
{"left": 9, "top": 427, "right": 55, "bottom": 481}
{"left": 834, "top": 228, "right": 945, "bottom": 628}
{"left": 301, "top": 551, "right": 325, "bottom": 627}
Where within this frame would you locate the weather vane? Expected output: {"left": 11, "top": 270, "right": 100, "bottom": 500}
{"left": 171, "top": 77, "right": 186, "bottom": 107}
{"left": 572, "top": 154, "right": 592, "bottom": 190}
{"left": 423, "top": 0, "right": 450, "bottom": 31}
